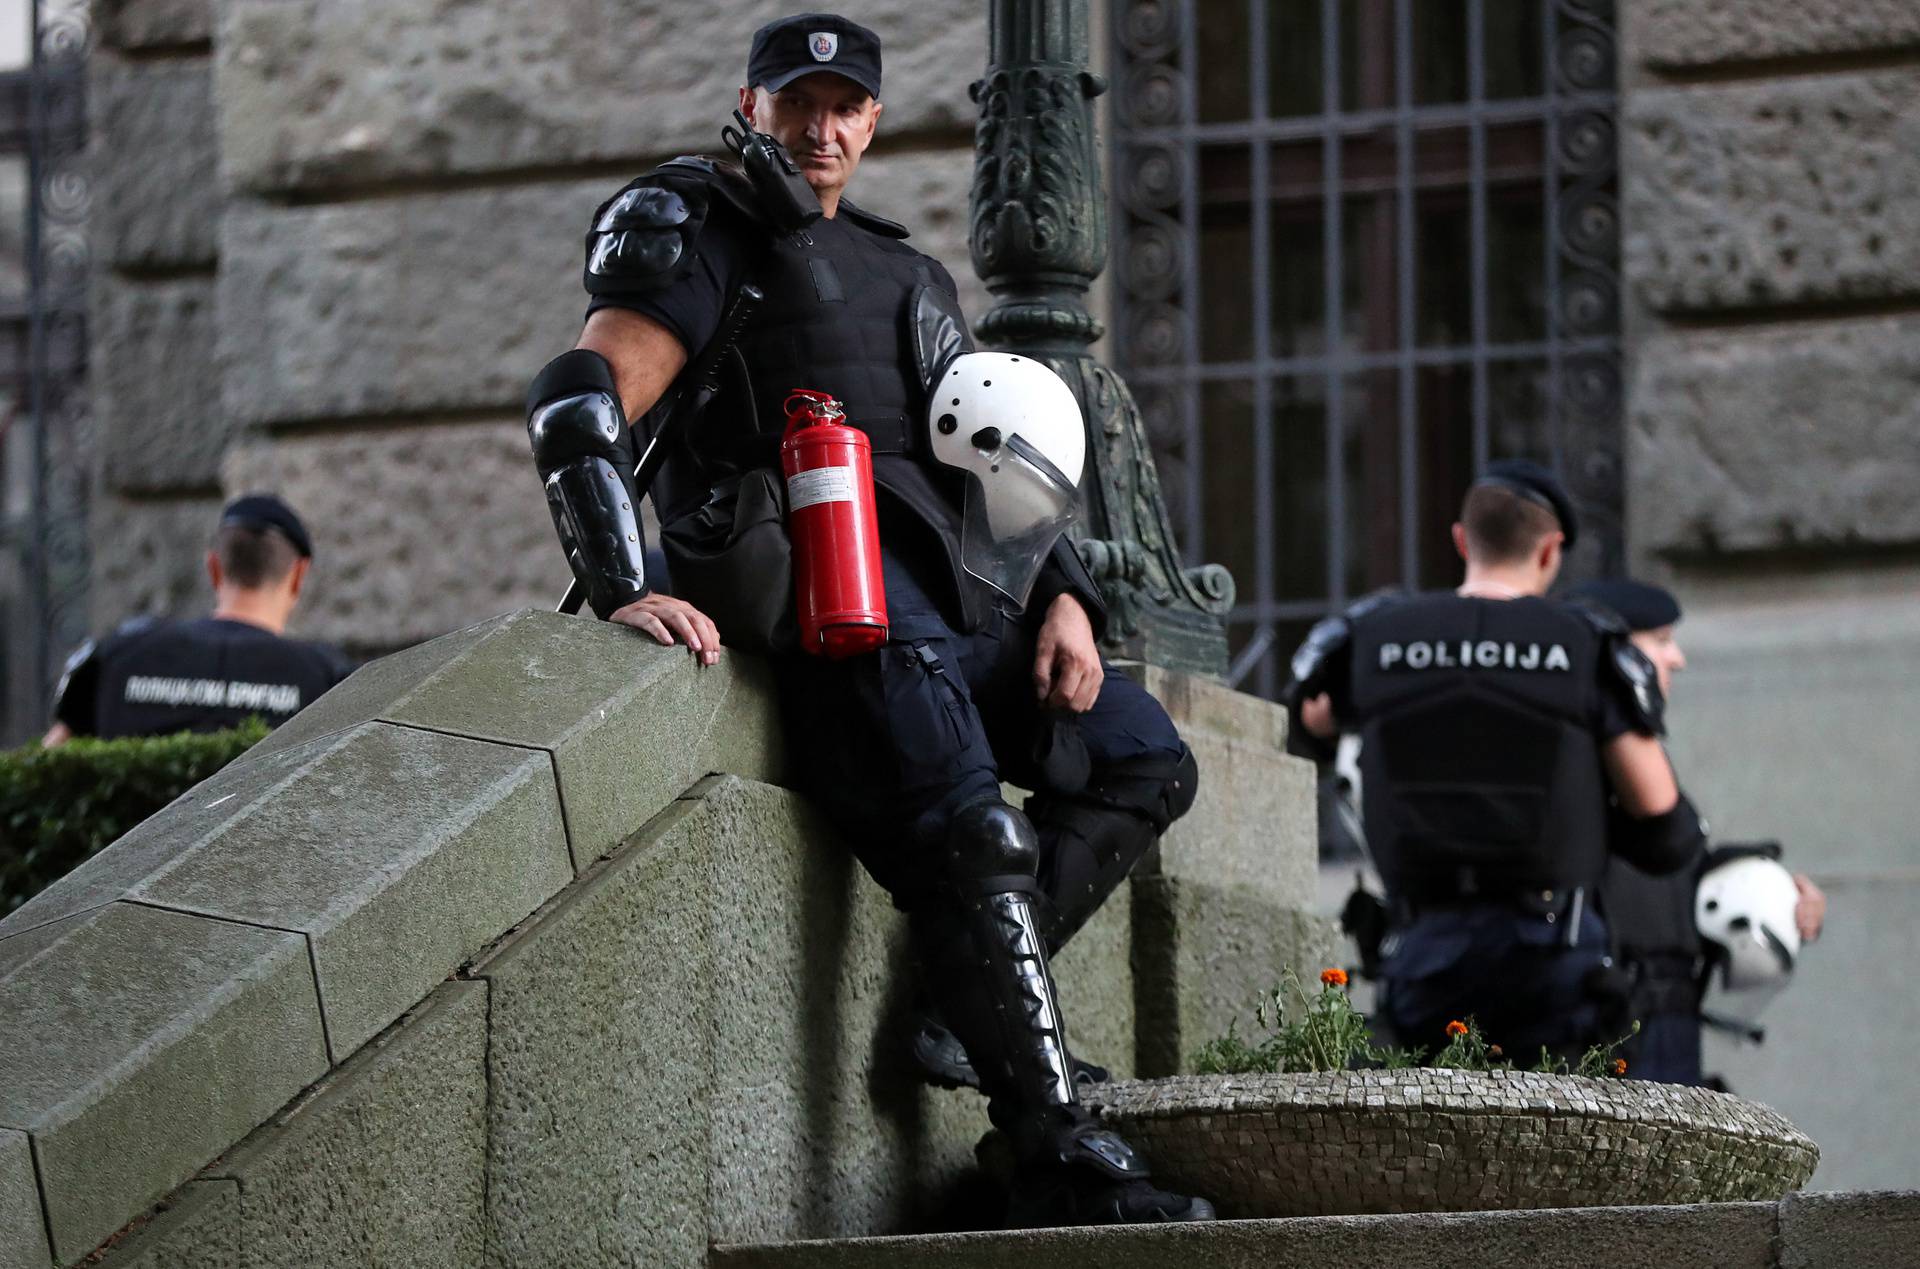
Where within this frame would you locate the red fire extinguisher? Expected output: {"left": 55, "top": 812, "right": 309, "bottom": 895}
{"left": 781, "top": 389, "right": 888, "bottom": 658}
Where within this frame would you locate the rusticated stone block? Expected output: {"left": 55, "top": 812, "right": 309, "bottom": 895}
{"left": 0, "top": 1128, "right": 49, "bottom": 1269}
{"left": 210, "top": 983, "right": 489, "bottom": 1267}
{"left": 0, "top": 902, "right": 326, "bottom": 1263}
{"left": 218, "top": 149, "right": 980, "bottom": 429}
{"left": 1634, "top": 0, "right": 1920, "bottom": 71}
{"left": 1, "top": 720, "right": 571, "bottom": 1062}
{"left": 241, "top": 609, "right": 783, "bottom": 867}
{"left": 1624, "top": 70, "right": 1920, "bottom": 313}
{"left": 219, "top": 0, "right": 982, "bottom": 195}
{"left": 217, "top": 184, "right": 603, "bottom": 427}
{"left": 697, "top": 776, "right": 985, "bottom": 1244}
{"left": 219, "top": 422, "right": 559, "bottom": 651}
{"left": 94, "top": 275, "right": 225, "bottom": 494}
{"left": 1139, "top": 666, "right": 1317, "bottom": 908}
{"left": 1131, "top": 876, "right": 1340, "bottom": 1078}
{"left": 96, "top": 0, "right": 212, "bottom": 51}
{"left": 472, "top": 796, "right": 717, "bottom": 1267}
{"left": 89, "top": 1181, "right": 245, "bottom": 1269}
{"left": 88, "top": 495, "right": 221, "bottom": 631}
{"left": 91, "top": 58, "right": 218, "bottom": 269}
{"left": 1628, "top": 315, "right": 1920, "bottom": 557}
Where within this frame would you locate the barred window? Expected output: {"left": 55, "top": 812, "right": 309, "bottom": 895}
{"left": 1109, "top": 0, "right": 1622, "bottom": 696}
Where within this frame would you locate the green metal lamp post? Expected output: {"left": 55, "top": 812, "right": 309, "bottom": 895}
{"left": 970, "top": 0, "right": 1234, "bottom": 676}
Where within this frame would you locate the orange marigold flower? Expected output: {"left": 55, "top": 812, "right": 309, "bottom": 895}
{"left": 1612, "top": 1058, "right": 1628, "bottom": 1076}
{"left": 1320, "top": 967, "right": 1349, "bottom": 987}
{"left": 1445, "top": 1020, "right": 1469, "bottom": 1038}
{"left": 1488, "top": 1045, "right": 1504, "bottom": 1060}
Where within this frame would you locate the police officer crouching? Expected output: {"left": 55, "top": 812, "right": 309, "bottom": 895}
{"left": 524, "top": 14, "right": 1210, "bottom": 1227}
{"left": 45, "top": 494, "right": 351, "bottom": 744}
{"left": 1285, "top": 462, "right": 1707, "bottom": 1058}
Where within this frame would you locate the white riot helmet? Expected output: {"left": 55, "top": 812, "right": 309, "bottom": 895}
{"left": 1696, "top": 854, "right": 1801, "bottom": 995}
{"left": 929, "top": 352, "right": 1087, "bottom": 608}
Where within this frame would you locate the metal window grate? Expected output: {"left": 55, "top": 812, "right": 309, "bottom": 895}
{"left": 1109, "top": 0, "right": 1622, "bottom": 698}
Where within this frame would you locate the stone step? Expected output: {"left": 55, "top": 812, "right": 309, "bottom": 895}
{"left": 713, "top": 1191, "right": 1920, "bottom": 1269}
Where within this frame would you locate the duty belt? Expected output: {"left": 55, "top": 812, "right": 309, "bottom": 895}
{"left": 731, "top": 413, "right": 917, "bottom": 468}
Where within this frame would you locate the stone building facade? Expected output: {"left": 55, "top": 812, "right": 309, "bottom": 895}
{"left": 80, "top": 0, "right": 1918, "bottom": 1187}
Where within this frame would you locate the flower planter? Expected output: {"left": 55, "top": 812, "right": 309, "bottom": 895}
{"left": 1087, "top": 1070, "right": 1818, "bottom": 1218}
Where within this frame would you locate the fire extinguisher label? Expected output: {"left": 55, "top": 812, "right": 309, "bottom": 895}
{"left": 786, "top": 465, "right": 857, "bottom": 512}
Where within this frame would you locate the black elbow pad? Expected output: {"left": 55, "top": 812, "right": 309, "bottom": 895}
{"left": 1610, "top": 791, "right": 1707, "bottom": 876}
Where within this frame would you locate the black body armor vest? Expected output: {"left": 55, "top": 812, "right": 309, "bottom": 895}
{"left": 645, "top": 189, "right": 996, "bottom": 629}
{"left": 1345, "top": 593, "right": 1613, "bottom": 905}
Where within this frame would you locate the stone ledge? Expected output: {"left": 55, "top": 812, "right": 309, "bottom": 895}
{"left": 0, "top": 902, "right": 326, "bottom": 1264}
{"left": 1627, "top": 314, "right": 1920, "bottom": 557}
{"left": 1, "top": 720, "right": 571, "bottom": 1061}
{"left": 244, "top": 608, "right": 784, "bottom": 867}
{"left": 1777, "top": 1190, "right": 1920, "bottom": 1269}
{"left": 0, "top": 1128, "right": 50, "bottom": 1269}
{"left": 1632, "top": 0, "right": 1920, "bottom": 72}
{"left": 217, "top": 0, "right": 983, "bottom": 196}
{"left": 1623, "top": 69, "right": 1920, "bottom": 314}
{"left": 712, "top": 1201, "right": 1783, "bottom": 1269}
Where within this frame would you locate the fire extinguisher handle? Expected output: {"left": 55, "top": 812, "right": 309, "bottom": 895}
{"left": 556, "top": 283, "right": 765, "bottom": 616}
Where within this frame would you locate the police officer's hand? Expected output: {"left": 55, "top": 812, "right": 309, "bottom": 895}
{"left": 608, "top": 594, "right": 723, "bottom": 667}
{"left": 1792, "top": 873, "right": 1826, "bottom": 944}
{"left": 1033, "top": 593, "right": 1103, "bottom": 713}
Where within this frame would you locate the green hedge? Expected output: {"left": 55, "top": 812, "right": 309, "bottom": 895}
{"left": 0, "top": 719, "right": 268, "bottom": 914}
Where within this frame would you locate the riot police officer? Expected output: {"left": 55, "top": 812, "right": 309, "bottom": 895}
{"left": 45, "top": 494, "right": 351, "bottom": 744}
{"left": 1570, "top": 578, "right": 1826, "bottom": 1084}
{"left": 1286, "top": 462, "right": 1707, "bottom": 1058}
{"left": 524, "top": 13, "right": 1210, "bottom": 1226}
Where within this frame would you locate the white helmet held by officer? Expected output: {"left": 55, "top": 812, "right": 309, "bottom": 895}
{"left": 1696, "top": 852, "right": 1801, "bottom": 1008}
{"left": 928, "top": 352, "right": 1087, "bottom": 608}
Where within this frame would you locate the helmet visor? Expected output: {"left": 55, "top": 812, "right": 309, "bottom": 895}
{"left": 958, "top": 431, "right": 1080, "bottom": 609}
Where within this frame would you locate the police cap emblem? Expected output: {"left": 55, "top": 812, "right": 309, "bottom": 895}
{"left": 810, "top": 31, "right": 838, "bottom": 61}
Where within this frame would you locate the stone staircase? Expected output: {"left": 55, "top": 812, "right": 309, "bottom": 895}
{"left": 0, "top": 609, "right": 1335, "bottom": 1267}
{"left": 713, "top": 1193, "right": 1920, "bottom": 1269}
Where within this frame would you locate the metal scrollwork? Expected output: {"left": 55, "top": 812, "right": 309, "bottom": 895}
{"left": 1553, "top": 0, "right": 1624, "bottom": 575}
{"left": 7, "top": 0, "right": 97, "bottom": 737}
{"left": 970, "top": 0, "right": 1231, "bottom": 673}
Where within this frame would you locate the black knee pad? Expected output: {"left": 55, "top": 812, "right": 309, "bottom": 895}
{"left": 945, "top": 799, "right": 1040, "bottom": 895}
{"left": 1073, "top": 745, "right": 1199, "bottom": 833}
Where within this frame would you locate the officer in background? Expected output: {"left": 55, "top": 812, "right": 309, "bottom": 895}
{"left": 44, "top": 494, "right": 351, "bottom": 744}
{"left": 524, "top": 14, "right": 1210, "bottom": 1226}
{"left": 1569, "top": 578, "right": 1826, "bottom": 1084}
{"left": 1285, "top": 461, "right": 1707, "bottom": 1058}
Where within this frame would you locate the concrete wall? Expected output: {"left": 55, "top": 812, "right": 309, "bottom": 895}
{"left": 1618, "top": 2, "right": 1920, "bottom": 1190}
{"left": 0, "top": 610, "right": 1326, "bottom": 1265}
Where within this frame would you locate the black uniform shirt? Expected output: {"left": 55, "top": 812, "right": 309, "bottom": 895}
{"left": 586, "top": 203, "right": 965, "bottom": 359}
{"left": 53, "top": 617, "right": 352, "bottom": 740}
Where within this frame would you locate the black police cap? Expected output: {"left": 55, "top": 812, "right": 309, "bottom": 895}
{"left": 748, "top": 13, "right": 882, "bottom": 99}
{"left": 1473, "top": 458, "right": 1578, "bottom": 549}
{"left": 1567, "top": 579, "right": 1681, "bottom": 633}
{"left": 220, "top": 493, "right": 313, "bottom": 560}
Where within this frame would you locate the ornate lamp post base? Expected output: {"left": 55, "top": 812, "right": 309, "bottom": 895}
{"left": 971, "top": 0, "right": 1233, "bottom": 678}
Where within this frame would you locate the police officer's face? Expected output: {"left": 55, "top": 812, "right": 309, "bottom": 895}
{"left": 743, "top": 75, "right": 882, "bottom": 201}
{"left": 1629, "top": 625, "right": 1686, "bottom": 701}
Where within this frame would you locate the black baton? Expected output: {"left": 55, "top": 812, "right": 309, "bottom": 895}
{"left": 557, "top": 283, "right": 765, "bottom": 615}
